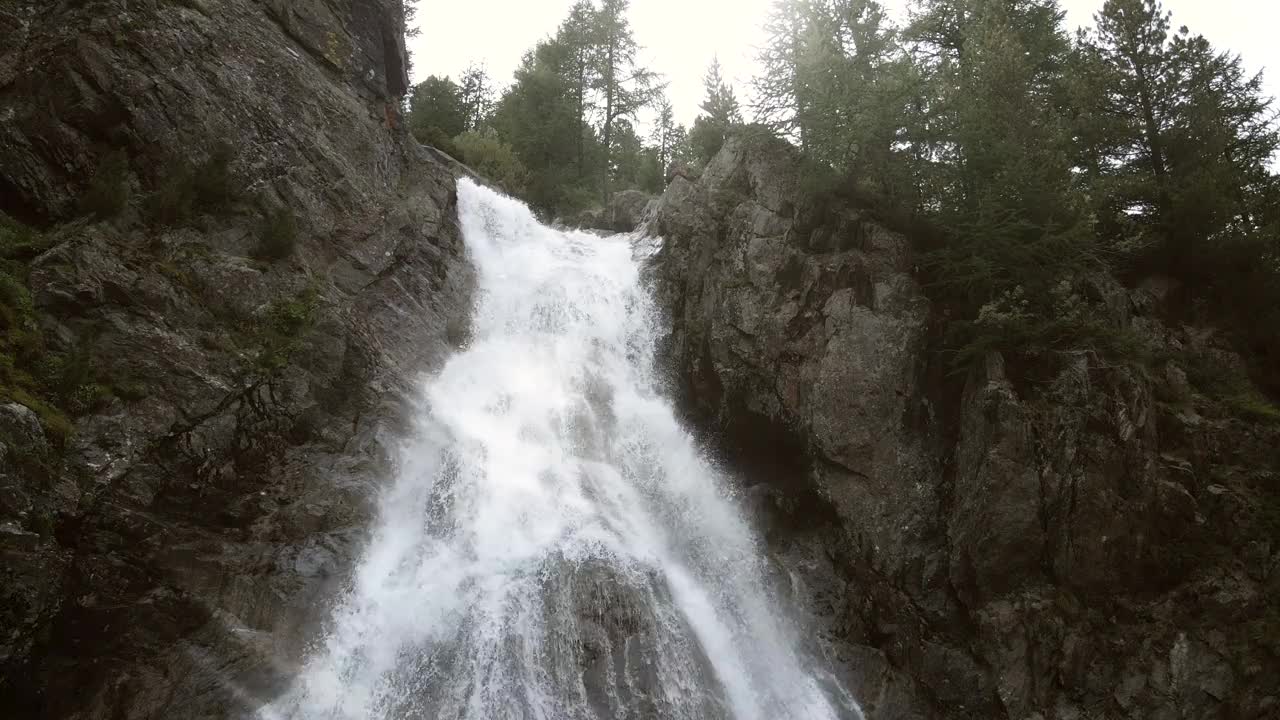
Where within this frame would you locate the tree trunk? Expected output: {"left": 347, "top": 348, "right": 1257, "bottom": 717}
{"left": 602, "top": 40, "right": 615, "bottom": 205}
{"left": 576, "top": 53, "right": 586, "bottom": 180}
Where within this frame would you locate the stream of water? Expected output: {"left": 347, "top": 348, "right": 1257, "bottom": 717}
{"left": 264, "top": 179, "right": 860, "bottom": 719}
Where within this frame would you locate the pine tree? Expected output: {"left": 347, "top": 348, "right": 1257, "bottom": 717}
{"left": 699, "top": 58, "right": 743, "bottom": 126}
{"left": 560, "top": 1, "right": 601, "bottom": 180}
{"left": 650, "top": 95, "right": 679, "bottom": 174}
{"left": 459, "top": 64, "right": 495, "bottom": 132}
{"left": 906, "top": 0, "right": 1100, "bottom": 361}
{"left": 754, "top": 1, "right": 911, "bottom": 183}
{"left": 690, "top": 58, "right": 742, "bottom": 164}
{"left": 593, "top": 0, "right": 662, "bottom": 201}
{"left": 491, "top": 40, "right": 584, "bottom": 214}
{"left": 1081, "top": 0, "right": 1279, "bottom": 275}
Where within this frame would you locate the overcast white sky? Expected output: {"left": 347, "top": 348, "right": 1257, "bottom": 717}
{"left": 409, "top": 0, "right": 1278, "bottom": 129}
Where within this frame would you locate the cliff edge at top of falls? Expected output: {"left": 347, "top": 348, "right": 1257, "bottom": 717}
{"left": 648, "top": 130, "right": 1280, "bottom": 719}
{"left": 0, "top": 2, "right": 473, "bottom": 717}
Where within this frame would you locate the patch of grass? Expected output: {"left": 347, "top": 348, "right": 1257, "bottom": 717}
{"left": 253, "top": 208, "right": 298, "bottom": 262}
{"left": 79, "top": 149, "right": 132, "bottom": 219}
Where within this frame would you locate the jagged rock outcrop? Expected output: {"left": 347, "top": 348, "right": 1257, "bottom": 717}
{"left": 649, "top": 132, "right": 946, "bottom": 719}
{"left": 0, "top": 1, "right": 472, "bottom": 718}
{"left": 649, "top": 132, "right": 1280, "bottom": 719}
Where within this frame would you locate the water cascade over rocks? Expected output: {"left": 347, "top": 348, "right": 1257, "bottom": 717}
{"left": 264, "top": 179, "right": 859, "bottom": 720}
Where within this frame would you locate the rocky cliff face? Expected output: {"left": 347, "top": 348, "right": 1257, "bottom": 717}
{"left": 0, "top": 1, "right": 472, "bottom": 717}
{"left": 649, "top": 132, "right": 1280, "bottom": 719}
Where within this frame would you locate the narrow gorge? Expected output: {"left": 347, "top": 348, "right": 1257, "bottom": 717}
{"left": 1, "top": 2, "right": 1276, "bottom": 720}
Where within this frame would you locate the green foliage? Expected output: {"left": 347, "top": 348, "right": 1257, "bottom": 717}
{"left": 946, "top": 279, "right": 1142, "bottom": 370}
{"left": 608, "top": 119, "right": 646, "bottom": 190}
{"left": 756, "top": 0, "right": 908, "bottom": 181}
{"left": 0, "top": 215, "right": 60, "bottom": 438}
{"left": 409, "top": 75, "right": 468, "bottom": 141}
{"left": 492, "top": 36, "right": 599, "bottom": 215}
{"left": 1069, "top": 0, "right": 1280, "bottom": 390}
{"left": 79, "top": 149, "right": 131, "bottom": 219}
{"left": 453, "top": 130, "right": 529, "bottom": 195}
{"left": 690, "top": 58, "right": 743, "bottom": 165}
{"left": 1, "top": 387, "right": 72, "bottom": 445}
{"left": 899, "top": 0, "right": 1101, "bottom": 367}
{"left": 750, "top": 0, "right": 1279, "bottom": 394}
{"left": 0, "top": 214, "right": 54, "bottom": 262}
{"left": 635, "top": 147, "right": 665, "bottom": 194}
{"left": 144, "top": 143, "right": 239, "bottom": 227}
{"left": 442, "top": 0, "right": 663, "bottom": 215}
{"left": 254, "top": 208, "right": 299, "bottom": 262}
{"left": 689, "top": 117, "right": 727, "bottom": 168}
{"left": 459, "top": 64, "right": 496, "bottom": 131}
{"left": 594, "top": 0, "right": 663, "bottom": 202}
{"left": 1077, "top": 0, "right": 1279, "bottom": 278}
{"left": 648, "top": 95, "right": 688, "bottom": 177}
{"left": 253, "top": 287, "right": 321, "bottom": 372}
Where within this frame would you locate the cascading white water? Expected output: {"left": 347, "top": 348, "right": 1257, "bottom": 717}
{"left": 264, "top": 179, "right": 861, "bottom": 720}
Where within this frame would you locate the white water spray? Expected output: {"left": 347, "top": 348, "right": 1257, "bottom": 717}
{"left": 265, "top": 179, "right": 860, "bottom": 719}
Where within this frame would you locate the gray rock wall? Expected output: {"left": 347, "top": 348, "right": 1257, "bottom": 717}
{"left": 0, "top": 1, "right": 473, "bottom": 717}
{"left": 649, "top": 131, "right": 1280, "bottom": 720}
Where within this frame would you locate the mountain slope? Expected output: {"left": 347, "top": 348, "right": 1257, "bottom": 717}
{"left": 0, "top": 2, "right": 472, "bottom": 716}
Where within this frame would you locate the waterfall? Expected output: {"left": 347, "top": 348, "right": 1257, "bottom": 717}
{"left": 264, "top": 179, "right": 860, "bottom": 719}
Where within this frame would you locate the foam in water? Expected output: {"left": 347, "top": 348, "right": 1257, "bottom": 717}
{"left": 263, "top": 179, "right": 861, "bottom": 719}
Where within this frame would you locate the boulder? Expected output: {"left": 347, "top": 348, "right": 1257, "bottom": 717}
{"left": 563, "top": 190, "right": 656, "bottom": 234}
{"left": 607, "top": 189, "right": 655, "bottom": 233}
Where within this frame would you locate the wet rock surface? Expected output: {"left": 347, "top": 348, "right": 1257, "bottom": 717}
{"left": 650, "top": 132, "right": 1280, "bottom": 719}
{"left": 0, "top": 1, "right": 473, "bottom": 717}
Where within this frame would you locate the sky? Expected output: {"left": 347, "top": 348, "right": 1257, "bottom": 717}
{"left": 408, "top": 0, "right": 1279, "bottom": 128}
